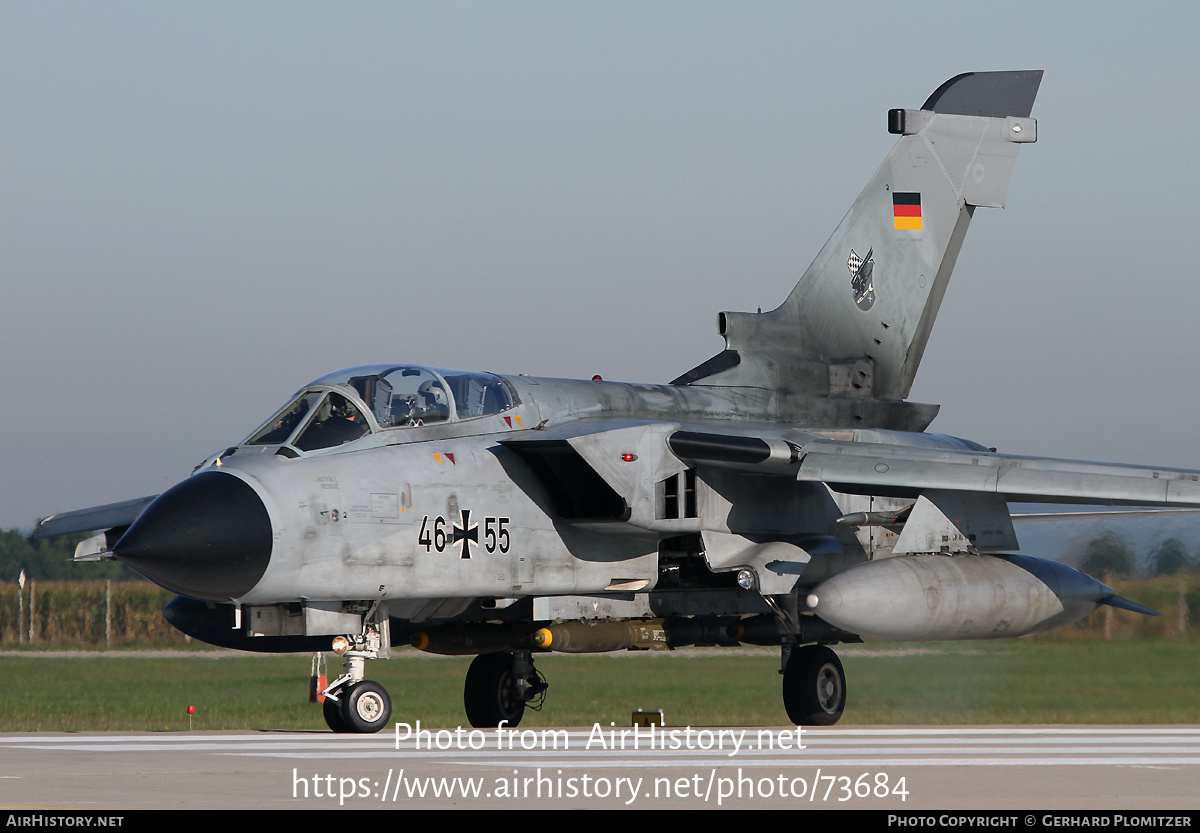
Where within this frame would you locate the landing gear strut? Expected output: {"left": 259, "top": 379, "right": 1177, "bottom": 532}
{"left": 463, "top": 650, "right": 547, "bottom": 728}
{"left": 782, "top": 644, "right": 845, "bottom": 726}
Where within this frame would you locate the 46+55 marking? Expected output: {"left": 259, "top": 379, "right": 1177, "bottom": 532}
{"left": 418, "top": 511, "right": 510, "bottom": 558}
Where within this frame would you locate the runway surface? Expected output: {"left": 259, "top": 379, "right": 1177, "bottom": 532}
{"left": 1, "top": 726, "right": 1197, "bottom": 809}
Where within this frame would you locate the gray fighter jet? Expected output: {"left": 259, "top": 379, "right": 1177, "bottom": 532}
{"left": 36, "top": 71, "right": 1179, "bottom": 733}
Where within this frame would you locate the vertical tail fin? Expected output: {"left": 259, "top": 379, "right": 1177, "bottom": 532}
{"left": 675, "top": 70, "right": 1042, "bottom": 405}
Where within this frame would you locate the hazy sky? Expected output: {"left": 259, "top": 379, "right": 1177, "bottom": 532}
{"left": 4, "top": 2, "right": 1200, "bottom": 531}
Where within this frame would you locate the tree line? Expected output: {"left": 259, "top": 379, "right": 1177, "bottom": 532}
{"left": 1075, "top": 532, "right": 1197, "bottom": 578}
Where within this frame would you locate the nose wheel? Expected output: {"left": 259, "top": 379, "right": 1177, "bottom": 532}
{"left": 323, "top": 680, "right": 393, "bottom": 733}
{"left": 782, "top": 645, "right": 845, "bottom": 726}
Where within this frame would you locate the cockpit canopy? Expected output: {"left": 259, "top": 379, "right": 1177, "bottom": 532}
{"left": 244, "top": 364, "right": 516, "bottom": 453}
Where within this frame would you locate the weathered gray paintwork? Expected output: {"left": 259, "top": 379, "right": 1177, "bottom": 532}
{"left": 36, "top": 71, "right": 1174, "bottom": 730}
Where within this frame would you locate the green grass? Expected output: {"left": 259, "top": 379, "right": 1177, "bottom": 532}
{"left": 1, "top": 637, "right": 1197, "bottom": 731}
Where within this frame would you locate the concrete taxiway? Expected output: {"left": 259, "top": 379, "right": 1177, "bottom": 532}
{"left": 1, "top": 726, "right": 1198, "bottom": 810}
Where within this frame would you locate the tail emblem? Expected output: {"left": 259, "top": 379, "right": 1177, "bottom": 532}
{"left": 847, "top": 248, "right": 875, "bottom": 311}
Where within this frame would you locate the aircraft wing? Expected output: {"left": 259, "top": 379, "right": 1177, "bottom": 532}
{"left": 668, "top": 431, "right": 1200, "bottom": 508}
{"left": 32, "top": 495, "right": 158, "bottom": 539}
{"left": 794, "top": 439, "right": 1200, "bottom": 506}
{"left": 1012, "top": 508, "right": 1200, "bottom": 521}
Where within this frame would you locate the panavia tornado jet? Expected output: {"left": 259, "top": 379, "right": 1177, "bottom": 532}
{"left": 37, "top": 70, "right": 1177, "bottom": 733}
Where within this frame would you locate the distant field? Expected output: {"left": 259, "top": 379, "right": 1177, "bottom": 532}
{"left": 1, "top": 638, "right": 1197, "bottom": 732}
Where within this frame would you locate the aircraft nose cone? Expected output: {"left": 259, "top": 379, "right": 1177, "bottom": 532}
{"left": 114, "top": 471, "right": 272, "bottom": 600}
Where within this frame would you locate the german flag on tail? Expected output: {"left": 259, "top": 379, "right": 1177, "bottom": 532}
{"left": 893, "top": 192, "right": 922, "bottom": 230}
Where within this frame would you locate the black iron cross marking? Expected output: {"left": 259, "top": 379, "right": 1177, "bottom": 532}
{"left": 452, "top": 509, "right": 479, "bottom": 559}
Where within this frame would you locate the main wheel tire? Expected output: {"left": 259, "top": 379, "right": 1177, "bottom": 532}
{"left": 464, "top": 652, "right": 525, "bottom": 729}
{"left": 323, "top": 693, "right": 350, "bottom": 733}
{"left": 782, "top": 645, "right": 846, "bottom": 726}
{"left": 341, "top": 681, "right": 392, "bottom": 734}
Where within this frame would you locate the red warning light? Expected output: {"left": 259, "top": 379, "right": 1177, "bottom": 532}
{"left": 621, "top": 453, "right": 637, "bottom": 462}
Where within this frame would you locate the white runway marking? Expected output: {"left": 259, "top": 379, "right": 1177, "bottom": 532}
{"left": 3, "top": 726, "right": 1199, "bottom": 765}
{"left": 3, "top": 728, "right": 1198, "bottom": 808}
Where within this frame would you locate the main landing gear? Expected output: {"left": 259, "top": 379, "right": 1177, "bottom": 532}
{"left": 781, "top": 644, "right": 846, "bottom": 726}
{"left": 463, "top": 650, "right": 548, "bottom": 728}
{"left": 318, "top": 615, "right": 840, "bottom": 730}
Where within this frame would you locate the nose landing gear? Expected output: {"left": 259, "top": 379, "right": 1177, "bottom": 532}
{"left": 321, "top": 626, "right": 394, "bottom": 734}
